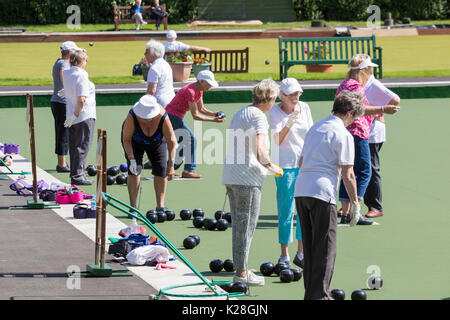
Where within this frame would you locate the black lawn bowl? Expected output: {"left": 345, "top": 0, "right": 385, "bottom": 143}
{"left": 193, "top": 208, "right": 205, "bottom": 218}
{"left": 183, "top": 236, "right": 197, "bottom": 249}
{"left": 86, "top": 164, "right": 97, "bottom": 176}
{"left": 351, "top": 289, "right": 367, "bottom": 300}
{"left": 223, "top": 259, "right": 234, "bottom": 272}
{"left": 216, "top": 218, "right": 229, "bottom": 231}
{"left": 115, "top": 173, "right": 127, "bottom": 185}
{"left": 107, "top": 166, "right": 120, "bottom": 176}
{"left": 230, "top": 282, "right": 247, "bottom": 294}
{"left": 189, "top": 234, "right": 200, "bottom": 245}
{"left": 192, "top": 216, "right": 204, "bottom": 228}
{"left": 106, "top": 175, "right": 115, "bottom": 185}
{"left": 331, "top": 288, "right": 346, "bottom": 300}
{"left": 214, "top": 210, "right": 225, "bottom": 220}
{"left": 291, "top": 268, "right": 302, "bottom": 281}
{"left": 146, "top": 210, "right": 158, "bottom": 224}
{"left": 279, "top": 269, "right": 294, "bottom": 283}
{"left": 180, "top": 209, "right": 192, "bottom": 220}
{"left": 260, "top": 262, "right": 275, "bottom": 277}
{"left": 274, "top": 262, "right": 289, "bottom": 276}
{"left": 157, "top": 211, "right": 167, "bottom": 223}
{"left": 209, "top": 259, "right": 224, "bottom": 273}
{"left": 165, "top": 209, "right": 175, "bottom": 221}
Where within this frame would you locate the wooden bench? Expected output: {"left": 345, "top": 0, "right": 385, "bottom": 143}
{"left": 113, "top": 4, "right": 168, "bottom": 31}
{"left": 279, "top": 35, "right": 383, "bottom": 79}
{"left": 190, "top": 47, "right": 249, "bottom": 73}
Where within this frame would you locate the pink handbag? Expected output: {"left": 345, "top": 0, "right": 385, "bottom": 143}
{"left": 56, "top": 185, "right": 87, "bottom": 204}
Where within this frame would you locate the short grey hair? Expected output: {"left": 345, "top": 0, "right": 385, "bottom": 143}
{"left": 332, "top": 90, "right": 366, "bottom": 116}
{"left": 145, "top": 39, "right": 165, "bottom": 59}
{"left": 252, "top": 78, "right": 279, "bottom": 106}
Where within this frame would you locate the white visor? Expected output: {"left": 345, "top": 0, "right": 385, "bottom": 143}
{"left": 349, "top": 56, "right": 378, "bottom": 70}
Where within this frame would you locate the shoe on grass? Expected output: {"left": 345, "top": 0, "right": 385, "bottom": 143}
{"left": 233, "top": 270, "right": 264, "bottom": 286}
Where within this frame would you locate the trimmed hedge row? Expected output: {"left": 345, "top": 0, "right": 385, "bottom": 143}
{"left": 0, "top": 0, "right": 447, "bottom": 25}
{"left": 293, "top": 0, "right": 450, "bottom": 21}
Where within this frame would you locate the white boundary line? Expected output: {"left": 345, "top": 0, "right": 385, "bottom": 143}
{"left": 1, "top": 154, "right": 231, "bottom": 300}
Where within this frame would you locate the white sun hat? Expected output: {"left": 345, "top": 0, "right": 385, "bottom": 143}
{"left": 279, "top": 78, "right": 303, "bottom": 95}
{"left": 196, "top": 70, "right": 219, "bottom": 88}
{"left": 60, "top": 41, "right": 83, "bottom": 52}
{"left": 166, "top": 30, "right": 177, "bottom": 40}
{"left": 133, "top": 95, "right": 160, "bottom": 119}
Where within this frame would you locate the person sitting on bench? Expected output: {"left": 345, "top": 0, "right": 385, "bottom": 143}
{"left": 131, "top": 0, "right": 147, "bottom": 31}
{"left": 150, "top": 0, "right": 167, "bottom": 31}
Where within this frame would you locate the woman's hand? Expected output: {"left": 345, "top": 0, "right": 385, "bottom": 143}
{"left": 383, "top": 105, "right": 400, "bottom": 115}
{"left": 166, "top": 161, "right": 176, "bottom": 181}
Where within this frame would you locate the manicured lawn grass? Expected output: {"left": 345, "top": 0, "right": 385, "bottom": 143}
{"left": 1, "top": 35, "right": 449, "bottom": 85}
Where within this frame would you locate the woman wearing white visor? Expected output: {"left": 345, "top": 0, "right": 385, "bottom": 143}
{"left": 270, "top": 78, "right": 313, "bottom": 268}
{"left": 336, "top": 54, "right": 400, "bottom": 225}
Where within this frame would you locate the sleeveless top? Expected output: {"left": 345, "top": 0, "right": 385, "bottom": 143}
{"left": 129, "top": 109, "right": 167, "bottom": 145}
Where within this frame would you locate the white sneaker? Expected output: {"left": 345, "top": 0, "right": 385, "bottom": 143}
{"left": 136, "top": 26, "right": 140, "bottom": 31}
{"left": 142, "top": 21, "right": 148, "bottom": 25}
{"left": 233, "top": 270, "right": 265, "bottom": 286}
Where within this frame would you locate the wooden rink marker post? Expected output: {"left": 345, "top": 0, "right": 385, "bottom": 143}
{"left": 9, "top": 94, "right": 59, "bottom": 210}
{"left": 81, "top": 128, "right": 132, "bottom": 277}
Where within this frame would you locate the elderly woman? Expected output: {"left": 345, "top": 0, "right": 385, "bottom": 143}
{"left": 121, "top": 95, "right": 177, "bottom": 211}
{"left": 63, "top": 49, "right": 96, "bottom": 186}
{"left": 336, "top": 54, "right": 400, "bottom": 225}
{"left": 51, "top": 41, "right": 82, "bottom": 173}
{"left": 222, "top": 78, "right": 283, "bottom": 286}
{"left": 165, "top": 70, "right": 225, "bottom": 178}
{"left": 144, "top": 39, "right": 174, "bottom": 108}
{"left": 163, "top": 30, "right": 211, "bottom": 53}
{"left": 131, "top": 0, "right": 147, "bottom": 31}
{"left": 270, "top": 78, "right": 313, "bottom": 269}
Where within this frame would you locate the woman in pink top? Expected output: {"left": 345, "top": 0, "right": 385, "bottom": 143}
{"left": 336, "top": 54, "right": 400, "bottom": 225}
{"left": 165, "top": 70, "right": 226, "bottom": 178}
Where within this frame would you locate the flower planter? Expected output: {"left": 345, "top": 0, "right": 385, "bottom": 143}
{"left": 305, "top": 64, "right": 333, "bottom": 73}
{"left": 192, "top": 63, "right": 211, "bottom": 77}
{"left": 169, "top": 62, "right": 193, "bottom": 82}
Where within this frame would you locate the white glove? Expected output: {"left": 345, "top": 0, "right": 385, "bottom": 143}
{"left": 57, "top": 88, "right": 65, "bottom": 99}
{"left": 64, "top": 115, "right": 77, "bottom": 128}
{"left": 129, "top": 159, "right": 139, "bottom": 175}
{"left": 349, "top": 202, "right": 361, "bottom": 227}
{"left": 286, "top": 110, "right": 300, "bottom": 129}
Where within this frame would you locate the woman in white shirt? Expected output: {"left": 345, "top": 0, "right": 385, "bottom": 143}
{"left": 222, "top": 78, "right": 283, "bottom": 287}
{"left": 63, "top": 49, "right": 96, "bottom": 186}
{"left": 145, "top": 39, "right": 175, "bottom": 108}
{"left": 270, "top": 78, "right": 313, "bottom": 269}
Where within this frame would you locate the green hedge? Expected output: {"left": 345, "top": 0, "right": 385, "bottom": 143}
{"left": 292, "top": 0, "right": 449, "bottom": 21}
{"left": 0, "top": 0, "right": 447, "bottom": 25}
{"left": 0, "top": 0, "right": 197, "bottom": 25}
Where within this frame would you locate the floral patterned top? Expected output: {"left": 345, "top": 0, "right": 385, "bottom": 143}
{"left": 335, "top": 78, "right": 373, "bottom": 140}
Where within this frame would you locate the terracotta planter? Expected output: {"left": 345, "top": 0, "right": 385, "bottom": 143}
{"left": 306, "top": 64, "right": 333, "bottom": 73}
{"left": 169, "top": 62, "right": 193, "bottom": 82}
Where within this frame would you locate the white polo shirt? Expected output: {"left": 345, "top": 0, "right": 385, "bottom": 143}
{"left": 222, "top": 105, "right": 269, "bottom": 187}
{"left": 146, "top": 57, "right": 175, "bottom": 107}
{"left": 163, "top": 40, "right": 190, "bottom": 53}
{"left": 365, "top": 75, "right": 399, "bottom": 144}
{"left": 63, "top": 66, "right": 96, "bottom": 124}
{"left": 269, "top": 101, "right": 313, "bottom": 168}
{"left": 295, "top": 115, "right": 354, "bottom": 205}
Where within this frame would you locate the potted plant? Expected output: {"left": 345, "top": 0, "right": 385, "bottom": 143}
{"left": 133, "top": 58, "right": 151, "bottom": 81}
{"left": 191, "top": 56, "right": 211, "bottom": 76}
{"left": 166, "top": 51, "right": 193, "bottom": 82}
{"left": 304, "top": 42, "right": 333, "bottom": 73}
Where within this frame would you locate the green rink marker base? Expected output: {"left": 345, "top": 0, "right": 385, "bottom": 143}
{"left": 70, "top": 264, "right": 133, "bottom": 278}
{"left": 9, "top": 200, "right": 61, "bottom": 210}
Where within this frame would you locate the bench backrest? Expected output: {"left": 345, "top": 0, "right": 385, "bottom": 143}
{"left": 191, "top": 48, "right": 249, "bottom": 73}
{"left": 279, "top": 35, "right": 378, "bottom": 64}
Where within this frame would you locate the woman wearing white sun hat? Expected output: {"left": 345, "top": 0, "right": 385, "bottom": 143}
{"left": 270, "top": 78, "right": 313, "bottom": 269}
{"left": 121, "top": 95, "right": 177, "bottom": 211}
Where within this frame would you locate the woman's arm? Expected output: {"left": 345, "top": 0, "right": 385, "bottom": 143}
{"left": 162, "top": 115, "right": 177, "bottom": 180}
{"left": 364, "top": 105, "right": 400, "bottom": 115}
{"left": 146, "top": 82, "right": 157, "bottom": 96}
{"left": 121, "top": 115, "right": 136, "bottom": 161}
{"left": 197, "top": 98, "right": 219, "bottom": 117}
{"left": 189, "top": 101, "right": 224, "bottom": 122}
{"left": 256, "top": 133, "right": 283, "bottom": 176}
